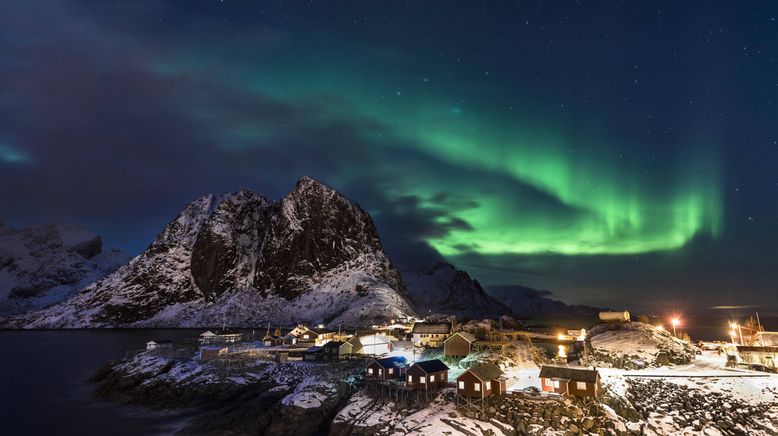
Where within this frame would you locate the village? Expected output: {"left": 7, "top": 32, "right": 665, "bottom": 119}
{"left": 130, "top": 311, "right": 778, "bottom": 435}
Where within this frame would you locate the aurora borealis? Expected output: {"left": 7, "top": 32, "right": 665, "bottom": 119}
{"left": 1, "top": 1, "right": 776, "bottom": 314}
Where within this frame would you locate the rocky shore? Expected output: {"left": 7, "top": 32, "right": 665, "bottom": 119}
{"left": 91, "top": 352, "right": 365, "bottom": 435}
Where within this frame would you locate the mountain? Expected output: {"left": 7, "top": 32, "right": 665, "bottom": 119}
{"left": 401, "top": 263, "right": 511, "bottom": 317}
{"left": 0, "top": 222, "right": 130, "bottom": 317}
{"left": 490, "top": 284, "right": 604, "bottom": 318}
{"left": 2, "top": 177, "right": 415, "bottom": 328}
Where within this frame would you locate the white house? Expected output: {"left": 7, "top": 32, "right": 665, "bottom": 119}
{"left": 146, "top": 340, "right": 173, "bottom": 350}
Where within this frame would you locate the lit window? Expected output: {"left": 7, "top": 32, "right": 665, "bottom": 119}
{"left": 486, "top": 381, "right": 492, "bottom": 390}
{"left": 368, "top": 368, "right": 373, "bottom": 375}
{"left": 388, "top": 368, "right": 393, "bottom": 374}
{"left": 576, "top": 382, "right": 586, "bottom": 390}
{"left": 408, "top": 375, "right": 413, "bottom": 383}
{"left": 421, "top": 377, "right": 426, "bottom": 384}
{"left": 458, "top": 381, "right": 465, "bottom": 389}
{"left": 303, "top": 335, "right": 309, "bottom": 339}
{"left": 553, "top": 381, "right": 560, "bottom": 389}
{"left": 430, "top": 375, "right": 436, "bottom": 382}
{"left": 474, "top": 383, "right": 480, "bottom": 391}
{"left": 378, "top": 369, "right": 383, "bottom": 375}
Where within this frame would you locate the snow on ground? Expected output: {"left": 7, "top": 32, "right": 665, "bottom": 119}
{"left": 281, "top": 376, "right": 338, "bottom": 409}
{"left": 334, "top": 389, "right": 507, "bottom": 436}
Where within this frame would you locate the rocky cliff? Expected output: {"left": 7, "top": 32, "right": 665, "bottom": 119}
{"left": 3, "top": 177, "right": 414, "bottom": 328}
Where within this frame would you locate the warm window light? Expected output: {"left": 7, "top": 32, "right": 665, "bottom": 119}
{"left": 656, "top": 325, "right": 664, "bottom": 331}
{"left": 557, "top": 334, "right": 565, "bottom": 341}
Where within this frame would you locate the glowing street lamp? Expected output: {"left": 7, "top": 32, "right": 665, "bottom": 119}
{"left": 729, "top": 322, "right": 743, "bottom": 345}
{"left": 656, "top": 325, "right": 664, "bottom": 332}
{"left": 671, "top": 318, "right": 680, "bottom": 337}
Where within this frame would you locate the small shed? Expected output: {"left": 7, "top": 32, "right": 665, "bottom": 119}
{"left": 406, "top": 359, "right": 449, "bottom": 389}
{"left": 146, "top": 340, "right": 173, "bottom": 350}
{"left": 322, "top": 341, "right": 353, "bottom": 361}
{"left": 366, "top": 356, "right": 408, "bottom": 381}
{"left": 539, "top": 365, "right": 601, "bottom": 398}
{"left": 443, "top": 332, "right": 477, "bottom": 357}
{"left": 456, "top": 363, "right": 506, "bottom": 398}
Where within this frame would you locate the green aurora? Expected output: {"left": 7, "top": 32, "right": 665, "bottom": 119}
{"left": 156, "top": 53, "right": 723, "bottom": 258}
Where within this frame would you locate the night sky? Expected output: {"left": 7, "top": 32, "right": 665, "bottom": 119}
{"left": 1, "top": 1, "right": 776, "bottom": 315}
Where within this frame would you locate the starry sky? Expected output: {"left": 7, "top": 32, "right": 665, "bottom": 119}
{"left": 1, "top": 1, "right": 776, "bottom": 316}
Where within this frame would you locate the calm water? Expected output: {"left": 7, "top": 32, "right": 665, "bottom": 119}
{"left": 0, "top": 330, "right": 201, "bottom": 436}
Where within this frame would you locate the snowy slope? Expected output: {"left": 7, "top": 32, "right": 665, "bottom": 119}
{"left": 0, "top": 221, "right": 130, "bottom": 316}
{"left": 401, "top": 262, "right": 511, "bottom": 317}
{"left": 2, "top": 177, "right": 415, "bottom": 328}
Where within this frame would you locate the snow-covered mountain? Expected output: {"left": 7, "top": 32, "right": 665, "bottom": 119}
{"left": 490, "top": 284, "right": 604, "bottom": 318}
{"left": 402, "top": 262, "right": 511, "bottom": 317}
{"left": 2, "top": 177, "right": 415, "bottom": 328}
{"left": 0, "top": 222, "right": 130, "bottom": 317}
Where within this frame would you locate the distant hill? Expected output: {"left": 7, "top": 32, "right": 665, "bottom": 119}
{"left": 489, "top": 284, "right": 604, "bottom": 318}
{"left": 0, "top": 222, "right": 130, "bottom": 317}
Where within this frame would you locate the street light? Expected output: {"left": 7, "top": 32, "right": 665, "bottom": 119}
{"left": 671, "top": 318, "right": 680, "bottom": 337}
{"left": 729, "top": 322, "right": 743, "bottom": 345}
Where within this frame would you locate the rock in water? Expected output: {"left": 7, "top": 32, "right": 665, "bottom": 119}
{"left": 3, "top": 177, "right": 414, "bottom": 328}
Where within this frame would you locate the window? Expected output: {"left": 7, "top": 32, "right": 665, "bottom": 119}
{"left": 576, "top": 382, "right": 587, "bottom": 390}
{"left": 553, "top": 381, "right": 560, "bottom": 389}
{"left": 421, "top": 377, "right": 426, "bottom": 384}
{"left": 474, "top": 383, "right": 480, "bottom": 392}
{"left": 408, "top": 375, "right": 413, "bottom": 383}
{"left": 378, "top": 369, "right": 383, "bottom": 375}
{"left": 303, "top": 334, "right": 309, "bottom": 339}
{"left": 430, "top": 375, "right": 436, "bottom": 382}
{"left": 458, "top": 381, "right": 465, "bottom": 389}
{"left": 485, "top": 381, "right": 492, "bottom": 390}
{"left": 388, "top": 368, "right": 394, "bottom": 374}
{"left": 368, "top": 368, "right": 373, "bottom": 375}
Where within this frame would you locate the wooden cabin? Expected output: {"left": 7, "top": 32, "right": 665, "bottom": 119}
{"left": 456, "top": 363, "right": 506, "bottom": 399}
{"left": 412, "top": 322, "right": 453, "bottom": 347}
{"left": 289, "top": 325, "right": 319, "bottom": 347}
{"left": 263, "top": 334, "right": 282, "bottom": 347}
{"left": 366, "top": 356, "right": 408, "bottom": 381}
{"left": 539, "top": 365, "right": 601, "bottom": 398}
{"left": 443, "top": 332, "right": 477, "bottom": 357}
{"left": 146, "top": 340, "right": 173, "bottom": 350}
{"left": 303, "top": 346, "right": 325, "bottom": 362}
{"left": 406, "top": 359, "right": 449, "bottom": 389}
{"left": 322, "top": 341, "right": 353, "bottom": 361}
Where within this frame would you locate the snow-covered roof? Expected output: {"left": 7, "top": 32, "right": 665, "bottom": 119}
{"left": 444, "top": 331, "right": 476, "bottom": 343}
{"left": 460, "top": 363, "right": 504, "bottom": 382}
{"left": 411, "top": 322, "right": 452, "bottom": 334}
{"left": 373, "top": 356, "right": 408, "bottom": 369}
{"left": 539, "top": 365, "right": 599, "bottom": 383}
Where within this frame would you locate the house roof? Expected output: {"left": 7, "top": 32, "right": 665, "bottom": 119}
{"left": 200, "top": 331, "right": 216, "bottom": 336}
{"left": 411, "top": 322, "right": 452, "bottom": 335}
{"left": 411, "top": 359, "right": 450, "bottom": 373}
{"left": 323, "top": 341, "right": 346, "bottom": 349}
{"left": 539, "top": 365, "right": 599, "bottom": 383}
{"left": 374, "top": 356, "right": 409, "bottom": 369}
{"left": 460, "top": 363, "right": 504, "bottom": 382}
{"left": 444, "top": 332, "right": 476, "bottom": 344}
{"left": 304, "top": 346, "right": 323, "bottom": 353}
